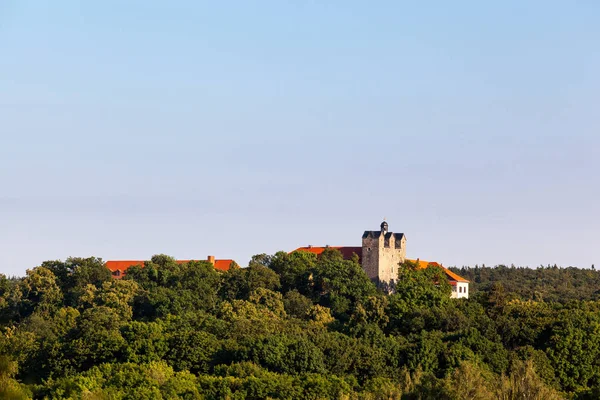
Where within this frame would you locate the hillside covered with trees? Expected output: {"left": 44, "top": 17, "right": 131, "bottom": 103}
{"left": 451, "top": 264, "right": 600, "bottom": 303}
{"left": 1, "top": 250, "right": 599, "bottom": 399}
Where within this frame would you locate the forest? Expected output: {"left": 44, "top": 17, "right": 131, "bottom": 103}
{"left": 0, "top": 249, "right": 599, "bottom": 399}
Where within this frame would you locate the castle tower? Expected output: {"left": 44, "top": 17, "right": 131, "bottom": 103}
{"left": 361, "top": 220, "right": 406, "bottom": 284}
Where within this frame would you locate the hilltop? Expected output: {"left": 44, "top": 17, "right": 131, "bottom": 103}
{"left": 0, "top": 250, "right": 598, "bottom": 399}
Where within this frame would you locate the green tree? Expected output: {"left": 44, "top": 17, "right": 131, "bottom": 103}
{"left": 545, "top": 309, "right": 600, "bottom": 392}
{"left": 444, "top": 361, "right": 494, "bottom": 400}
{"left": 310, "top": 248, "right": 377, "bottom": 318}
{"left": 0, "top": 356, "right": 30, "bottom": 400}
{"left": 268, "top": 251, "right": 317, "bottom": 293}
{"left": 19, "top": 267, "right": 63, "bottom": 317}
{"left": 40, "top": 361, "right": 201, "bottom": 399}
{"left": 121, "top": 321, "right": 168, "bottom": 364}
{"left": 283, "top": 290, "right": 313, "bottom": 319}
{"left": 494, "top": 360, "right": 563, "bottom": 400}
{"left": 126, "top": 257, "right": 221, "bottom": 317}
{"left": 219, "top": 262, "right": 281, "bottom": 301}
{"left": 394, "top": 260, "right": 452, "bottom": 308}
{"left": 41, "top": 257, "right": 112, "bottom": 306}
{"left": 66, "top": 306, "right": 127, "bottom": 371}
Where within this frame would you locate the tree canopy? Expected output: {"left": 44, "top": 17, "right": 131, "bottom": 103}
{"left": 1, "top": 251, "right": 598, "bottom": 399}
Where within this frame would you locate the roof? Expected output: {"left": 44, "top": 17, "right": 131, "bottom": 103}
{"left": 442, "top": 268, "right": 470, "bottom": 283}
{"left": 105, "top": 258, "right": 234, "bottom": 278}
{"left": 293, "top": 246, "right": 362, "bottom": 262}
{"left": 406, "top": 259, "right": 469, "bottom": 283}
{"left": 105, "top": 260, "right": 145, "bottom": 273}
{"left": 363, "top": 231, "right": 405, "bottom": 240}
{"left": 213, "top": 259, "right": 235, "bottom": 271}
{"left": 362, "top": 231, "right": 383, "bottom": 239}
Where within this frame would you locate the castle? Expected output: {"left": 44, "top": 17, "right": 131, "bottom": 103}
{"left": 105, "top": 221, "right": 469, "bottom": 298}
{"left": 294, "top": 221, "right": 469, "bottom": 298}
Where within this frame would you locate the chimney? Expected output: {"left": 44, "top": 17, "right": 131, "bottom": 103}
{"left": 207, "top": 255, "right": 215, "bottom": 265}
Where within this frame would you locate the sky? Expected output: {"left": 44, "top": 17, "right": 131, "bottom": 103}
{"left": 1, "top": 1, "right": 599, "bottom": 276}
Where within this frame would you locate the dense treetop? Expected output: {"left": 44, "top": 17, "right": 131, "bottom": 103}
{"left": 0, "top": 250, "right": 599, "bottom": 399}
{"left": 451, "top": 264, "right": 600, "bottom": 302}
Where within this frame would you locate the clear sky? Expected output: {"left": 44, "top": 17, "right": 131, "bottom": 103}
{"left": 1, "top": 1, "right": 599, "bottom": 276}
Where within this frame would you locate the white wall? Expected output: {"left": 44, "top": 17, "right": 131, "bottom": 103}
{"left": 451, "top": 282, "right": 469, "bottom": 299}
{"left": 456, "top": 282, "right": 469, "bottom": 299}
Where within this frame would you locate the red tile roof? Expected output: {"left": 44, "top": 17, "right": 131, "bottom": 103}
{"left": 105, "top": 260, "right": 145, "bottom": 273}
{"left": 406, "top": 259, "right": 469, "bottom": 283}
{"left": 212, "top": 259, "right": 235, "bottom": 271}
{"left": 105, "top": 258, "right": 234, "bottom": 278}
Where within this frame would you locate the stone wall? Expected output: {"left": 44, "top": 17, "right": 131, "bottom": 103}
{"left": 361, "top": 233, "right": 406, "bottom": 284}
{"left": 378, "top": 235, "right": 406, "bottom": 283}
{"left": 361, "top": 236, "right": 381, "bottom": 281}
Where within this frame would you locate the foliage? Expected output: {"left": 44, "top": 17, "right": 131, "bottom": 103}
{"left": 453, "top": 264, "right": 600, "bottom": 303}
{"left": 2, "top": 251, "right": 600, "bottom": 398}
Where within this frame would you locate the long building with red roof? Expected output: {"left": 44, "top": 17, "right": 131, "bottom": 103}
{"left": 105, "top": 255, "right": 235, "bottom": 279}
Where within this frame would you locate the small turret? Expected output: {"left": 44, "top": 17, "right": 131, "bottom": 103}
{"left": 380, "top": 220, "right": 388, "bottom": 234}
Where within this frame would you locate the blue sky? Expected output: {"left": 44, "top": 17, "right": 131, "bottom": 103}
{"left": 1, "top": 1, "right": 599, "bottom": 276}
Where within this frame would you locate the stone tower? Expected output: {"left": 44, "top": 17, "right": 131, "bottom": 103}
{"left": 361, "top": 220, "right": 406, "bottom": 284}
